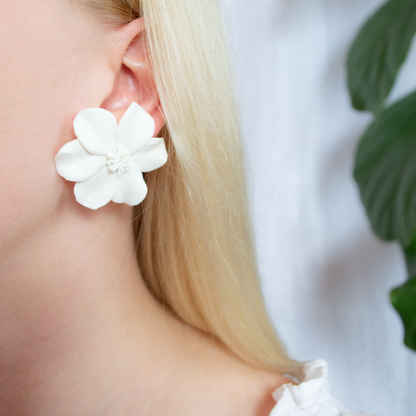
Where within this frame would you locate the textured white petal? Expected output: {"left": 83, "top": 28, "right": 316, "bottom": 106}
{"left": 55, "top": 139, "right": 106, "bottom": 182}
{"left": 269, "top": 360, "right": 367, "bottom": 416}
{"left": 74, "top": 166, "right": 117, "bottom": 210}
{"left": 131, "top": 137, "right": 168, "bottom": 173}
{"left": 112, "top": 166, "right": 148, "bottom": 206}
{"left": 74, "top": 108, "right": 117, "bottom": 155}
{"left": 117, "top": 102, "right": 155, "bottom": 154}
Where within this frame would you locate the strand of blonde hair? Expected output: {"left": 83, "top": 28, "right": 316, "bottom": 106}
{"left": 82, "top": 0, "right": 300, "bottom": 374}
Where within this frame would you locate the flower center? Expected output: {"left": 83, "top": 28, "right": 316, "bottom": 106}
{"left": 106, "top": 144, "right": 133, "bottom": 175}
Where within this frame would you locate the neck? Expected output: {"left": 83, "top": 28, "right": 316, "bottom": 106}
{"left": 0, "top": 201, "right": 283, "bottom": 416}
{"left": 0, "top": 201, "right": 184, "bottom": 415}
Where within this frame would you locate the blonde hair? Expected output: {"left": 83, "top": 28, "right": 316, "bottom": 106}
{"left": 82, "top": 0, "right": 299, "bottom": 373}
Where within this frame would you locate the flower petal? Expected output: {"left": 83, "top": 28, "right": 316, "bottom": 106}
{"left": 74, "top": 166, "right": 117, "bottom": 210}
{"left": 117, "top": 102, "right": 155, "bottom": 154}
{"left": 55, "top": 139, "right": 106, "bottom": 182}
{"left": 74, "top": 108, "right": 117, "bottom": 155}
{"left": 131, "top": 137, "right": 168, "bottom": 173}
{"left": 112, "top": 166, "right": 148, "bottom": 206}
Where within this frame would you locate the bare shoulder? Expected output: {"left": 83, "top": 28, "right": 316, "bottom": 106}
{"left": 161, "top": 316, "right": 294, "bottom": 416}
{"left": 186, "top": 331, "right": 293, "bottom": 416}
{"left": 216, "top": 361, "right": 293, "bottom": 416}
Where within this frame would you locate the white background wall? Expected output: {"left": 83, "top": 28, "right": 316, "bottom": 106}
{"left": 220, "top": 1, "right": 416, "bottom": 415}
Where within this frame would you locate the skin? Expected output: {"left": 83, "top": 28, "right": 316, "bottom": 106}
{"left": 0, "top": 1, "right": 292, "bottom": 415}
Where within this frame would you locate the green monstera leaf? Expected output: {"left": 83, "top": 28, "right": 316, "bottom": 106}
{"left": 348, "top": 0, "right": 416, "bottom": 353}
{"left": 392, "top": 238, "right": 416, "bottom": 350}
{"left": 347, "top": 0, "right": 416, "bottom": 114}
{"left": 391, "top": 276, "right": 416, "bottom": 350}
{"left": 404, "top": 235, "right": 416, "bottom": 276}
{"left": 354, "top": 90, "right": 416, "bottom": 247}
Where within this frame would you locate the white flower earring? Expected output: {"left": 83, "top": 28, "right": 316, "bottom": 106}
{"left": 55, "top": 102, "right": 168, "bottom": 210}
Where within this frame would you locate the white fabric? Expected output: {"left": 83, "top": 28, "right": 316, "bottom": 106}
{"left": 220, "top": 1, "right": 416, "bottom": 415}
{"left": 270, "top": 360, "right": 376, "bottom": 416}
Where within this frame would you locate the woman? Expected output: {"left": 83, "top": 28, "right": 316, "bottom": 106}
{"left": 0, "top": 0, "right": 377, "bottom": 414}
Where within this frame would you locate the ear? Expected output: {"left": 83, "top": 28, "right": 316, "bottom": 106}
{"left": 101, "top": 18, "right": 164, "bottom": 136}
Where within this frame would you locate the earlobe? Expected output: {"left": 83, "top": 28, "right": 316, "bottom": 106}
{"left": 101, "top": 18, "right": 164, "bottom": 136}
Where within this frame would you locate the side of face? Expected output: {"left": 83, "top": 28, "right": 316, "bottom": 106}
{"left": 0, "top": 0, "right": 114, "bottom": 251}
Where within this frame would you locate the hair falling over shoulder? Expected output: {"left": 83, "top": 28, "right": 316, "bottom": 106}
{"left": 82, "top": 0, "right": 300, "bottom": 374}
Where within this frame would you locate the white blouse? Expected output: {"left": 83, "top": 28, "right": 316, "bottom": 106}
{"left": 270, "top": 360, "right": 379, "bottom": 416}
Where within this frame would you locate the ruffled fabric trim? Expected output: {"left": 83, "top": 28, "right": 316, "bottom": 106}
{"left": 269, "top": 360, "right": 378, "bottom": 416}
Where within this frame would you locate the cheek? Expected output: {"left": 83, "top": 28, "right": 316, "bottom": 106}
{"left": 0, "top": 115, "right": 70, "bottom": 222}
{"left": 0, "top": 0, "right": 110, "bottom": 248}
